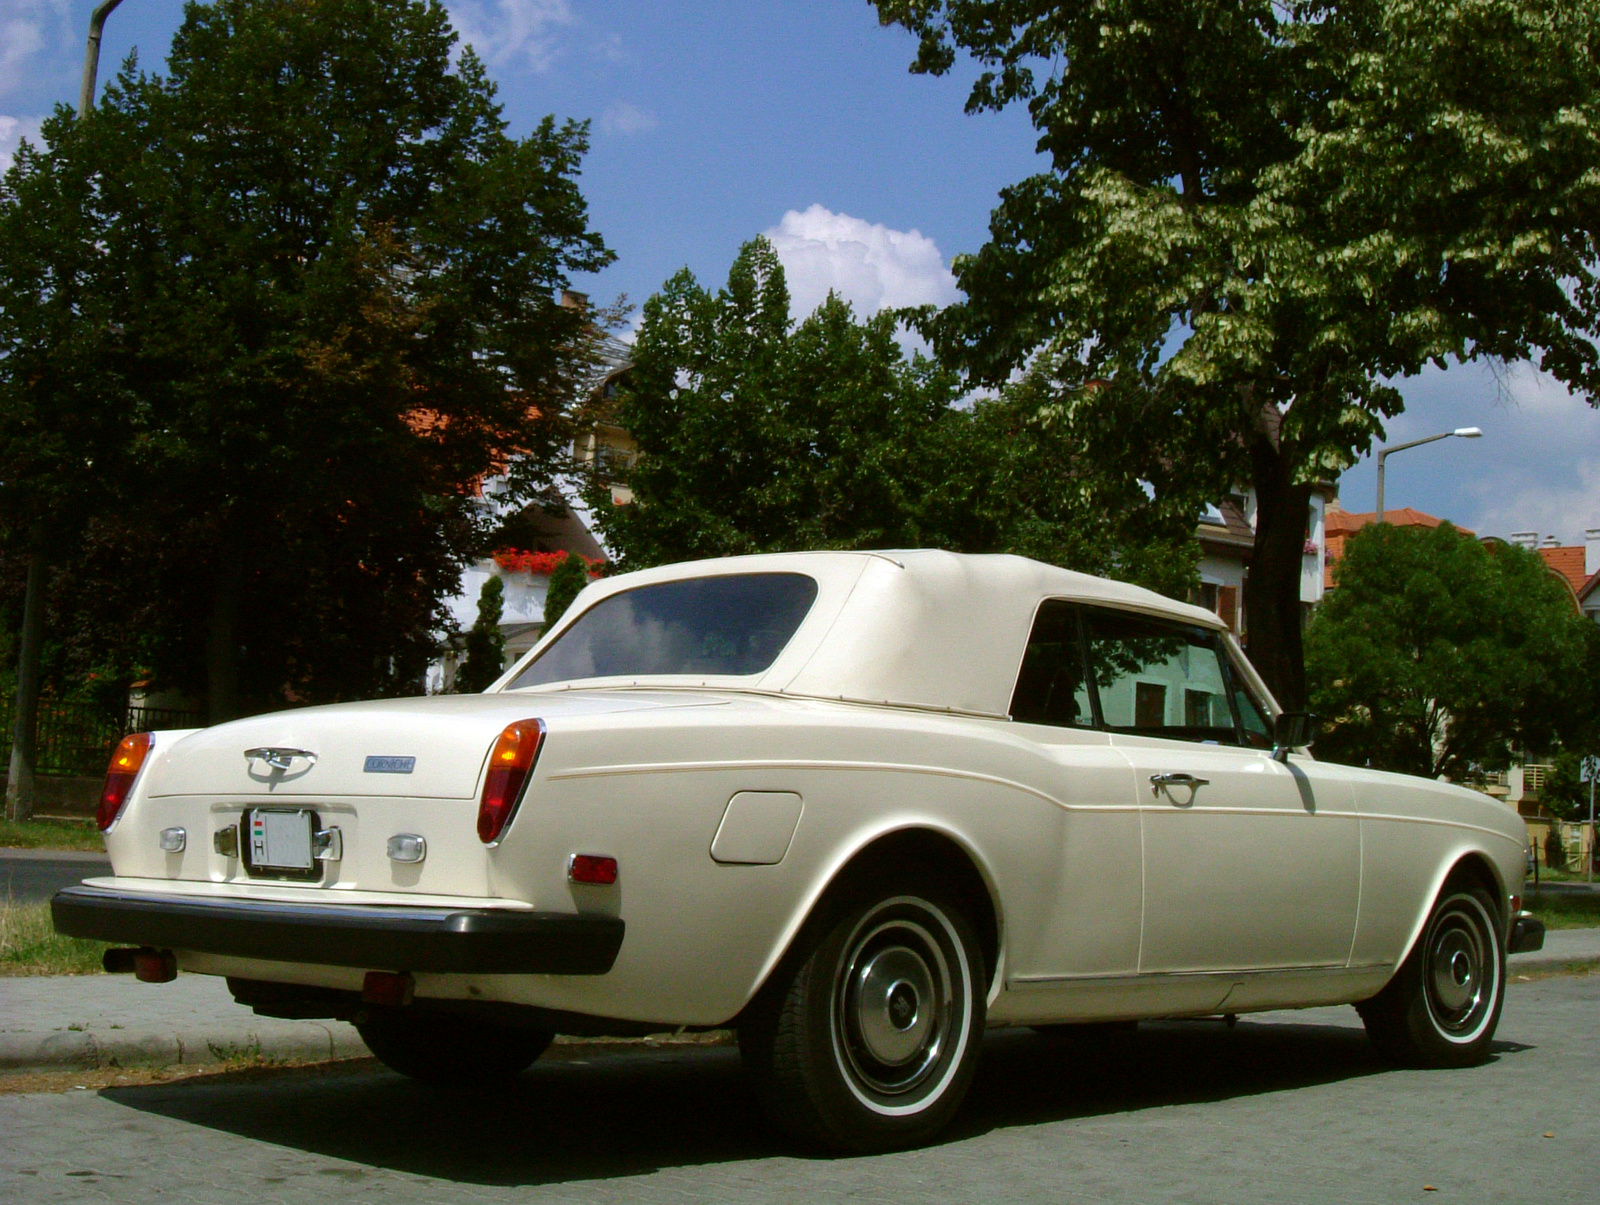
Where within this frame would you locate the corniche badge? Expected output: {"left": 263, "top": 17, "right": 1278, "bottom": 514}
{"left": 364, "top": 756, "right": 416, "bottom": 774}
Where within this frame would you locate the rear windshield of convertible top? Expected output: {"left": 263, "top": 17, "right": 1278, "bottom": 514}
{"left": 507, "top": 573, "right": 820, "bottom": 689}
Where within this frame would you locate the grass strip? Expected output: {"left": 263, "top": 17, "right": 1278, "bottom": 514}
{"left": 1526, "top": 888, "right": 1600, "bottom": 930}
{"left": 0, "top": 817, "right": 104, "bottom": 852}
{"left": 0, "top": 900, "right": 106, "bottom": 976}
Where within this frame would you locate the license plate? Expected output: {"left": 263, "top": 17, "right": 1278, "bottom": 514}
{"left": 246, "top": 809, "right": 315, "bottom": 870}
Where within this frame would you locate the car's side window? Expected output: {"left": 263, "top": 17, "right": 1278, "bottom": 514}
{"left": 1009, "top": 600, "right": 1095, "bottom": 728}
{"left": 1222, "top": 655, "right": 1274, "bottom": 750}
{"left": 1082, "top": 607, "right": 1240, "bottom": 744}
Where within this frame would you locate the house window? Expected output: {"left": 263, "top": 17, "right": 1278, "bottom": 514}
{"left": 1134, "top": 682, "right": 1168, "bottom": 729}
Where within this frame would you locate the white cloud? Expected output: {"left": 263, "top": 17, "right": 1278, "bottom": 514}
{"left": 1, "top": 0, "right": 72, "bottom": 102}
{"left": 0, "top": 114, "right": 46, "bottom": 174}
{"left": 600, "top": 101, "right": 656, "bottom": 136}
{"left": 592, "top": 33, "right": 628, "bottom": 63}
{"left": 447, "top": 0, "right": 572, "bottom": 71}
{"left": 1458, "top": 366, "right": 1600, "bottom": 544}
{"left": 763, "top": 204, "right": 960, "bottom": 322}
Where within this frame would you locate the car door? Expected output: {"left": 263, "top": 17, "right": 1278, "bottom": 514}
{"left": 1002, "top": 600, "right": 1144, "bottom": 984}
{"left": 1082, "top": 606, "right": 1360, "bottom": 975}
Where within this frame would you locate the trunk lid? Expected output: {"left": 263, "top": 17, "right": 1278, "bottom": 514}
{"left": 146, "top": 691, "right": 712, "bottom": 798}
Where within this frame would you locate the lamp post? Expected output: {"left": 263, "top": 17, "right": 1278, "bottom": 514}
{"left": 1374, "top": 427, "right": 1483, "bottom": 522}
{"left": 80, "top": 0, "right": 128, "bottom": 118}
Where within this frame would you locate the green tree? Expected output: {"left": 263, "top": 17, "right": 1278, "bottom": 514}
{"left": 590, "top": 238, "right": 956, "bottom": 563}
{"left": 873, "top": 0, "right": 1600, "bottom": 707}
{"left": 1541, "top": 749, "right": 1598, "bottom": 822}
{"left": 541, "top": 552, "right": 590, "bottom": 633}
{"left": 454, "top": 576, "right": 506, "bottom": 693}
{"left": 1, "top": 0, "right": 612, "bottom": 725}
{"left": 0, "top": 109, "right": 138, "bottom": 817}
{"left": 1305, "top": 524, "right": 1600, "bottom": 779}
{"left": 588, "top": 237, "right": 1197, "bottom": 591}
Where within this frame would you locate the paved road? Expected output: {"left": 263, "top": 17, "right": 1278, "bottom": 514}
{"left": 0, "top": 850, "right": 110, "bottom": 906}
{"left": 5, "top": 974, "right": 1597, "bottom": 1204}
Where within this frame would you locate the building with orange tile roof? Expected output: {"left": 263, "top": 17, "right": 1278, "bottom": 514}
{"left": 1321, "top": 506, "right": 1471, "bottom": 590}
{"left": 1537, "top": 543, "right": 1590, "bottom": 597}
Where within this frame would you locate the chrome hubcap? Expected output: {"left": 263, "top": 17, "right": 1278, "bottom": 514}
{"left": 1423, "top": 893, "right": 1499, "bottom": 1040}
{"left": 833, "top": 903, "right": 963, "bottom": 1102}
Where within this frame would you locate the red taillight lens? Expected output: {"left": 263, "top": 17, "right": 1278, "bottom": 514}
{"left": 478, "top": 719, "right": 545, "bottom": 844}
{"left": 98, "top": 732, "right": 153, "bottom": 831}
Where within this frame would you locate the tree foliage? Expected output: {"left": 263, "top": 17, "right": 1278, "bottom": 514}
{"left": 873, "top": 0, "right": 1600, "bottom": 707}
{"left": 1540, "top": 748, "right": 1598, "bottom": 822}
{"left": 587, "top": 238, "right": 1197, "bottom": 594}
{"left": 0, "top": 0, "right": 611, "bottom": 720}
{"left": 1305, "top": 524, "right": 1600, "bottom": 779}
{"left": 541, "top": 552, "right": 590, "bottom": 633}
{"left": 454, "top": 575, "right": 505, "bottom": 693}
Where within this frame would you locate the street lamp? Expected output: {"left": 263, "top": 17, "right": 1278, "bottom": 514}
{"left": 80, "top": 0, "right": 128, "bottom": 118}
{"left": 1374, "top": 428, "right": 1482, "bottom": 522}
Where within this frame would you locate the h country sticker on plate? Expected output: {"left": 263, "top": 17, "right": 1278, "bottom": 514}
{"left": 246, "top": 809, "right": 315, "bottom": 870}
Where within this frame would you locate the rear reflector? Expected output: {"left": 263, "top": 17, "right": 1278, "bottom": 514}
{"left": 568, "top": 854, "right": 618, "bottom": 885}
{"left": 98, "top": 732, "right": 154, "bottom": 831}
{"left": 478, "top": 719, "right": 545, "bottom": 844}
{"left": 362, "top": 970, "right": 415, "bottom": 1007}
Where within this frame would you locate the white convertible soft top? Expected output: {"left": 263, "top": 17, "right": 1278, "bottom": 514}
{"left": 497, "top": 549, "right": 1232, "bottom": 719}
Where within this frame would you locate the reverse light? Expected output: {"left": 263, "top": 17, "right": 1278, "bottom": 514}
{"left": 98, "top": 732, "right": 153, "bottom": 831}
{"left": 478, "top": 719, "right": 546, "bottom": 844}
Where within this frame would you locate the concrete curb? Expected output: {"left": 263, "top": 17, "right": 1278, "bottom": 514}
{"left": 0, "top": 1022, "right": 368, "bottom": 1072}
{"left": 0, "top": 973, "right": 368, "bottom": 1073}
{"left": 1508, "top": 926, "right": 1600, "bottom": 975}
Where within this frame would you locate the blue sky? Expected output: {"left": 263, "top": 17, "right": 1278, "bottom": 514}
{"left": 4, "top": 0, "right": 1597, "bottom": 546}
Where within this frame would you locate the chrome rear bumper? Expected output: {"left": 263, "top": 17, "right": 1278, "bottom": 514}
{"left": 52, "top": 885, "right": 624, "bottom": 975}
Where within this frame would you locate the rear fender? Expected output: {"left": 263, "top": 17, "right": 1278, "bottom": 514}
{"left": 742, "top": 817, "right": 1007, "bottom": 1015}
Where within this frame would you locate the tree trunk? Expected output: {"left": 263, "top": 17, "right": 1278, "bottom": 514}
{"left": 5, "top": 546, "right": 47, "bottom": 822}
{"left": 206, "top": 561, "right": 242, "bottom": 725}
{"left": 1244, "top": 437, "right": 1313, "bottom": 712}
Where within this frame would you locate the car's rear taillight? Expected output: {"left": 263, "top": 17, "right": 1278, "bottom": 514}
{"left": 478, "top": 719, "right": 545, "bottom": 844}
{"left": 98, "top": 732, "right": 153, "bottom": 831}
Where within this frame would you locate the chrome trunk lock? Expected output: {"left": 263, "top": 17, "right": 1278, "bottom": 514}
{"left": 213, "top": 824, "right": 239, "bottom": 858}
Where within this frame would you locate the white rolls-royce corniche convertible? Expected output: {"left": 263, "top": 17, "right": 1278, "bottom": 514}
{"left": 56, "top": 550, "right": 1542, "bottom": 1150}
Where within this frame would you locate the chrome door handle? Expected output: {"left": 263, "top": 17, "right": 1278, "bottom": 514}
{"left": 1150, "top": 772, "right": 1210, "bottom": 793}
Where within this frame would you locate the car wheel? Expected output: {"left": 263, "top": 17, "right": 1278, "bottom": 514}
{"left": 1357, "top": 882, "right": 1504, "bottom": 1068}
{"left": 740, "top": 882, "right": 988, "bottom": 1153}
{"left": 356, "top": 1008, "right": 553, "bottom": 1085}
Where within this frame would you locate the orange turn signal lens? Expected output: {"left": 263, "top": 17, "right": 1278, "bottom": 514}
{"left": 478, "top": 719, "right": 545, "bottom": 844}
{"left": 98, "top": 732, "right": 153, "bottom": 831}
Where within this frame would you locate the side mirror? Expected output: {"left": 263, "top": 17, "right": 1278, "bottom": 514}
{"left": 1272, "top": 712, "right": 1318, "bottom": 762}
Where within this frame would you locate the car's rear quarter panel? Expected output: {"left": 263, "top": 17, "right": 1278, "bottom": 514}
{"left": 477, "top": 695, "right": 1069, "bottom": 1025}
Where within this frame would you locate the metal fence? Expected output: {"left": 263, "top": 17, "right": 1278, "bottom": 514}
{"left": 1, "top": 696, "right": 204, "bottom": 778}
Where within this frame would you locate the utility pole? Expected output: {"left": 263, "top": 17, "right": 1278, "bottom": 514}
{"left": 4, "top": 0, "right": 127, "bottom": 823}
